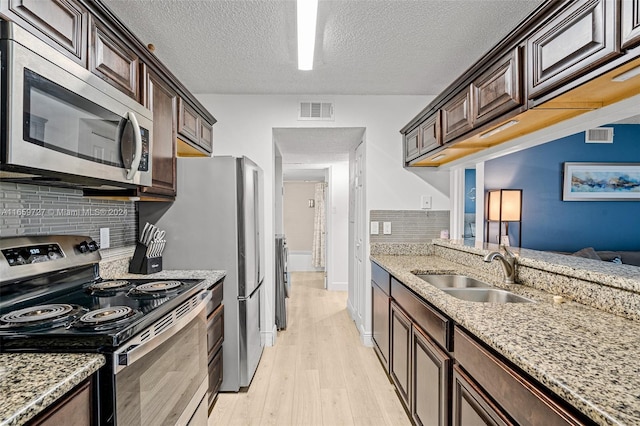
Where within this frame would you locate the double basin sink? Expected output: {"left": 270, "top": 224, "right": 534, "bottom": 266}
{"left": 414, "top": 274, "right": 534, "bottom": 303}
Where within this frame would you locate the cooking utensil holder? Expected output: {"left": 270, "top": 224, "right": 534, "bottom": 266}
{"left": 129, "top": 242, "right": 163, "bottom": 274}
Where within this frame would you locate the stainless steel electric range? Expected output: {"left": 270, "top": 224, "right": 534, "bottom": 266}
{"left": 0, "top": 235, "right": 210, "bottom": 425}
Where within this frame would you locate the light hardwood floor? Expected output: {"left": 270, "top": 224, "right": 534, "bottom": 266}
{"left": 208, "top": 271, "right": 411, "bottom": 426}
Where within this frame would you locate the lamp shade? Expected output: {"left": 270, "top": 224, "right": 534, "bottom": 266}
{"left": 487, "top": 189, "right": 522, "bottom": 222}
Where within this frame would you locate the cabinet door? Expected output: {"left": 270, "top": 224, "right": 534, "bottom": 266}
{"left": 473, "top": 47, "right": 522, "bottom": 126}
{"left": 372, "top": 281, "right": 390, "bottom": 371}
{"left": 200, "top": 120, "right": 213, "bottom": 153}
{"left": 1, "top": 0, "right": 88, "bottom": 65}
{"left": 622, "top": 0, "right": 640, "bottom": 49}
{"left": 404, "top": 127, "right": 420, "bottom": 162}
{"left": 207, "top": 304, "right": 224, "bottom": 357}
{"left": 142, "top": 69, "right": 177, "bottom": 196}
{"left": 390, "top": 301, "right": 411, "bottom": 407}
{"left": 411, "top": 326, "right": 451, "bottom": 426}
{"left": 441, "top": 87, "right": 473, "bottom": 142}
{"left": 452, "top": 366, "right": 512, "bottom": 426}
{"left": 419, "top": 111, "right": 442, "bottom": 155}
{"left": 178, "top": 98, "right": 200, "bottom": 145}
{"left": 208, "top": 348, "right": 223, "bottom": 408}
{"left": 89, "top": 17, "right": 139, "bottom": 100}
{"left": 31, "top": 379, "right": 92, "bottom": 426}
{"left": 527, "top": 0, "right": 620, "bottom": 99}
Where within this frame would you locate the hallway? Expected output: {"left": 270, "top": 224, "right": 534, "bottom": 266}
{"left": 208, "top": 272, "right": 410, "bottom": 425}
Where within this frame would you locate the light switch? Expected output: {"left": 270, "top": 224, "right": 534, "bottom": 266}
{"left": 383, "top": 222, "right": 392, "bottom": 235}
{"left": 370, "top": 221, "right": 379, "bottom": 235}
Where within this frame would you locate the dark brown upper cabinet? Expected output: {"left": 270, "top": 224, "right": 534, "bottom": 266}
{"left": 199, "top": 120, "right": 213, "bottom": 153}
{"left": 419, "top": 112, "right": 442, "bottom": 154}
{"left": 621, "top": 0, "right": 640, "bottom": 49}
{"left": 1, "top": 0, "right": 88, "bottom": 65}
{"left": 472, "top": 47, "right": 523, "bottom": 127}
{"left": 404, "top": 127, "right": 421, "bottom": 162}
{"left": 526, "top": 0, "right": 621, "bottom": 100}
{"left": 140, "top": 67, "right": 177, "bottom": 197}
{"left": 441, "top": 86, "right": 473, "bottom": 143}
{"left": 178, "top": 97, "right": 214, "bottom": 154}
{"left": 89, "top": 17, "right": 139, "bottom": 100}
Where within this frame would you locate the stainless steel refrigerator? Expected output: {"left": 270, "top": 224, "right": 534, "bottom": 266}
{"left": 139, "top": 156, "right": 265, "bottom": 392}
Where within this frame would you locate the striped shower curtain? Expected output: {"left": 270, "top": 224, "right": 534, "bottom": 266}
{"left": 311, "top": 183, "right": 326, "bottom": 268}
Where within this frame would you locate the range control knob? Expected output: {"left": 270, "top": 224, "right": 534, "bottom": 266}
{"left": 77, "top": 242, "right": 90, "bottom": 253}
{"left": 87, "top": 240, "right": 100, "bottom": 252}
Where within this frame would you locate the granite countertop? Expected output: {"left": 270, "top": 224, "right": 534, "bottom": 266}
{"left": 371, "top": 254, "right": 640, "bottom": 426}
{"left": 0, "top": 353, "right": 105, "bottom": 426}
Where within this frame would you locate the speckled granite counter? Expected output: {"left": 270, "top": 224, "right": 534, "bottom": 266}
{"left": 371, "top": 253, "right": 640, "bottom": 425}
{"left": 0, "top": 353, "right": 105, "bottom": 426}
{"left": 99, "top": 256, "right": 226, "bottom": 288}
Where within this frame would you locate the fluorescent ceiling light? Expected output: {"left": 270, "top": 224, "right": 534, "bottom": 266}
{"left": 612, "top": 65, "right": 640, "bottom": 82}
{"left": 479, "top": 120, "right": 519, "bottom": 139}
{"left": 297, "top": 0, "right": 318, "bottom": 71}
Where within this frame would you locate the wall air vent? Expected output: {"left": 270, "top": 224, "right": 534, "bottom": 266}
{"left": 298, "top": 101, "right": 334, "bottom": 121}
{"left": 585, "top": 127, "right": 614, "bottom": 143}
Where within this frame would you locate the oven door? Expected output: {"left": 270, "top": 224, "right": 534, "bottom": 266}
{"left": 113, "top": 291, "right": 210, "bottom": 426}
{"left": 1, "top": 24, "right": 153, "bottom": 187}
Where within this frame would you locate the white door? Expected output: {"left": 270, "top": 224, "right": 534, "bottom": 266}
{"left": 353, "top": 142, "right": 365, "bottom": 329}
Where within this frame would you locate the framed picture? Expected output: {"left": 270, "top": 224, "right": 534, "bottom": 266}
{"left": 563, "top": 162, "right": 640, "bottom": 201}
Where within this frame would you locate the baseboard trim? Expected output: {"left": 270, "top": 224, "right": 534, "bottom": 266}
{"left": 262, "top": 324, "right": 277, "bottom": 347}
{"left": 347, "top": 298, "right": 357, "bottom": 321}
{"left": 360, "top": 324, "right": 373, "bottom": 347}
{"left": 328, "top": 281, "right": 348, "bottom": 291}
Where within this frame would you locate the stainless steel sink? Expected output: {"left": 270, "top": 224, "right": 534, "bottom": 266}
{"left": 441, "top": 288, "right": 534, "bottom": 303}
{"left": 415, "top": 274, "right": 492, "bottom": 289}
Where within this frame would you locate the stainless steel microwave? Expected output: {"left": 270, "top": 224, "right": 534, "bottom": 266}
{"left": 0, "top": 22, "right": 153, "bottom": 189}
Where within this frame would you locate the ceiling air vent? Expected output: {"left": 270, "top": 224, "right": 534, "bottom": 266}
{"left": 585, "top": 127, "right": 614, "bottom": 143}
{"left": 299, "top": 101, "right": 334, "bottom": 121}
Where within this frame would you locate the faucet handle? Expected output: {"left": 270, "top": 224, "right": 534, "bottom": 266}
{"left": 500, "top": 244, "right": 516, "bottom": 259}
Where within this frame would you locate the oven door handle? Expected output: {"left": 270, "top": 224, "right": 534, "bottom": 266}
{"left": 114, "top": 290, "right": 211, "bottom": 373}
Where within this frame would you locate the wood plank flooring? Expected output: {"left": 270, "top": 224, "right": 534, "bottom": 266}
{"left": 208, "top": 272, "right": 410, "bottom": 426}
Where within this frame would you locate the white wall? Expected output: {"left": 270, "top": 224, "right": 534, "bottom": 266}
{"left": 195, "top": 94, "right": 448, "bottom": 345}
{"left": 327, "top": 162, "right": 349, "bottom": 291}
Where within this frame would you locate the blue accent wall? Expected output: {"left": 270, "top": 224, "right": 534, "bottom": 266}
{"left": 485, "top": 124, "right": 640, "bottom": 252}
{"left": 464, "top": 169, "right": 476, "bottom": 213}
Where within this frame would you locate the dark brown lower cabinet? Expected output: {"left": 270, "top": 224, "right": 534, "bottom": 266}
{"left": 412, "top": 326, "right": 451, "bottom": 426}
{"left": 390, "top": 301, "right": 411, "bottom": 407}
{"left": 29, "top": 379, "right": 92, "bottom": 426}
{"left": 207, "top": 280, "right": 224, "bottom": 411}
{"left": 453, "top": 366, "right": 513, "bottom": 426}
{"left": 372, "top": 280, "right": 390, "bottom": 371}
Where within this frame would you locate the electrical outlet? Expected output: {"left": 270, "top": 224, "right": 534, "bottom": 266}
{"left": 100, "top": 228, "right": 110, "bottom": 249}
{"left": 421, "top": 195, "right": 432, "bottom": 209}
{"left": 383, "top": 222, "right": 392, "bottom": 235}
{"left": 370, "top": 221, "right": 379, "bottom": 235}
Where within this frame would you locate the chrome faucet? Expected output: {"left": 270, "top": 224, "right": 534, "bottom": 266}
{"left": 484, "top": 244, "right": 517, "bottom": 284}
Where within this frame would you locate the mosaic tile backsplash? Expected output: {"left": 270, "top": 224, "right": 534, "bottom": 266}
{"left": 370, "top": 210, "right": 449, "bottom": 243}
{"left": 0, "top": 182, "right": 136, "bottom": 249}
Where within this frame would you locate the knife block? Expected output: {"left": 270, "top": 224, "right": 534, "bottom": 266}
{"left": 129, "top": 242, "right": 163, "bottom": 274}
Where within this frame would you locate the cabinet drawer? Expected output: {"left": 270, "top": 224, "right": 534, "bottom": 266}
{"left": 371, "top": 262, "right": 390, "bottom": 295}
{"left": 454, "top": 327, "right": 586, "bottom": 426}
{"left": 89, "top": 17, "right": 139, "bottom": 100}
{"left": 527, "top": 0, "right": 620, "bottom": 99}
{"left": 1, "top": 0, "right": 88, "bottom": 65}
{"left": 208, "top": 279, "right": 224, "bottom": 316}
{"left": 441, "top": 87, "right": 473, "bottom": 142}
{"left": 207, "top": 304, "right": 224, "bottom": 356}
{"left": 391, "top": 278, "right": 451, "bottom": 351}
{"left": 208, "top": 348, "right": 223, "bottom": 408}
{"left": 473, "top": 47, "right": 522, "bottom": 126}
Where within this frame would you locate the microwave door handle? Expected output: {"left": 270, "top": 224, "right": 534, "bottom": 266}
{"left": 125, "top": 111, "right": 142, "bottom": 180}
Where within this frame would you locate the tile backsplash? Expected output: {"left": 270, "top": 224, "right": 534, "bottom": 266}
{"left": 0, "top": 182, "right": 136, "bottom": 249}
{"left": 370, "top": 210, "right": 450, "bottom": 243}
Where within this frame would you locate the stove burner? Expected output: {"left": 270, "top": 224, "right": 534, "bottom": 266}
{"left": 134, "top": 280, "right": 182, "bottom": 293}
{"left": 87, "top": 280, "right": 131, "bottom": 292}
{"left": 1, "top": 304, "right": 76, "bottom": 323}
{"left": 79, "top": 306, "right": 134, "bottom": 325}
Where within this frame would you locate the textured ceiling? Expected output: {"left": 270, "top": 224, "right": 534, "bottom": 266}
{"left": 274, "top": 127, "right": 365, "bottom": 164}
{"left": 102, "top": 0, "right": 545, "bottom": 95}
